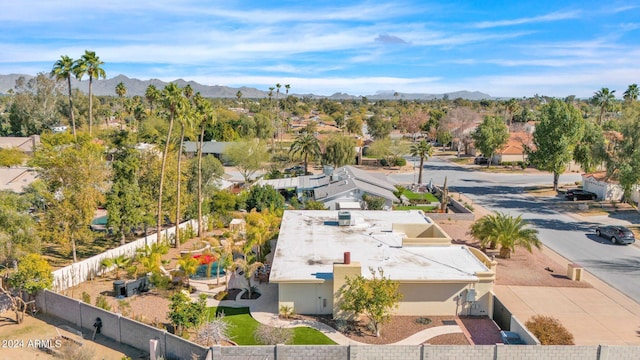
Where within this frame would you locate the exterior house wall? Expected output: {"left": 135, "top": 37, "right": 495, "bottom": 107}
{"left": 279, "top": 282, "right": 333, "bottom": 315}
{"left": 494, "top": 153, "right": 527, "bottom": 164}
{"left": 397, "top": 282, "right": 467, "bottom": 315}
{"left": 582, "top": 174, "right": 640, "bottom": 203}
{"left": 323, "top": 193, "right": 393, "bottom": 210}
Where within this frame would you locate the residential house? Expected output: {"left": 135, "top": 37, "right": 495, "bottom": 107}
{"left": 582, "top": 172, "right": 640, "bottom": 204}
{"left": 255, "top": 165, "right": 399, "bottom": 209}
{"left": 182, "top": 141, "right": 233, "bottom": 161}
{"left": 492, "top": 132, "right": 533, "bottom": 164}
{"left": 269, "top": 210, "right": 496, "bottom": 318}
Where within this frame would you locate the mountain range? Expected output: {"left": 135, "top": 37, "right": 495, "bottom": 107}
{"left": 0, "top": 74, "right": 493, "bottom": 101}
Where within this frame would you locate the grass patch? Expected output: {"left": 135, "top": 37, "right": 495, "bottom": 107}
{"left": 449, "top": 157, "right": 472, "bottom": 164}
{"left": 209, "top": 307, "right": 336, "bottom": 345}
{"left": 394, "top": 206, "right": 438, "bottom": 211}
{"left": 402, "top": 190, "right": 438, "bottom": 202}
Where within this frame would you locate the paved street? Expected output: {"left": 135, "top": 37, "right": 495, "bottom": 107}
{"left": 389, "top": 157, "right": 640, "bottom": 303}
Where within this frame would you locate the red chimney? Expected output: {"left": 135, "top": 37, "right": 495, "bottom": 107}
{"left": 343, "top": 252, "right": 351, "bottom": 264}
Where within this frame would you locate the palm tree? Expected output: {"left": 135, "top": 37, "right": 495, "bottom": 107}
{"left": 194, "top": 94, "right": 216, "bottom": 238}
{"left": 73, "top": 50, "right": 106, "bottom": 136}
{"left": 145, "top": 85, "right": 161, "bottom": 114}
{"left": 51, "top": 55, "right": 77, "bottom": 139}
{"left": 409, "top": 140, "right": 433, "bottom": 184}
{"left": 236, "top": 90, "right": 243, "bottom": 109}
{"left": 174, "top": 94, "right": 194, "bottom": 249}
{"left": 289, "top": 133, "right": 321, "bottom": 175}
{"left": 157, "top": 83, "right": 184, "bottom": 240}
{"left": 115, "top": 82, "right": 127, "bottom": 128}
{"left": 624, "top": 84, "right": 639, "bottom": 102}
{"left": 470, "top": 212, "right": 541, "bottom": 259}
{"left": 178, "top": 255, "right": 199, "bottom": 288}
{"left": 592, "top": 88, "right": 616, "bottom": 124}
{"left": 231, "top": 258, "right": 263, "bottom": 299}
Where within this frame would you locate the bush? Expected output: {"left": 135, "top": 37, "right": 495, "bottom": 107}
{"left": 525, "top": 315, "right": 574, "bottom": 345}
{"left": 254, "top": 324, "right": 294, "bottom": 345}
{"left": 81, "top": 292, "right": 91, "bottom": 304}
{"left": 394, "top": 157, "right": 406, "bottom": 166}
{"left": 95, "top": 295, "right": 111, "bottom": 311}
{"left": 279, "top": 305, "right": 295, "bottom": 319}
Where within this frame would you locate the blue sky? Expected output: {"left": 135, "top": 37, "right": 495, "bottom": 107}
{"left": 1, "top": 1, "right": 639, "bottom": 98}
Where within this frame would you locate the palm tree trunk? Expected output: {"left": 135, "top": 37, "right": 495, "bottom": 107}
{"left": 553, "top": 171, "right": 560, "bottom": 191}
{"left": 157, "top": 113, "right": 175, "bottom": 241}
{"left": 72, "top": 238, "right": 77, "bottom": 263}
{"left": 66, "top": 75, "right": 76, "bottom": 140}
{"left": 418, "top": 157, "right": 424, "bottom": 184}
{"left": 175, "top": 125, "right": 185, "bottom": 249}
{"left": 89, "top": 76, "right": 93, "bottom": 136}
{"left": 197, "top": 123, "right": 205, "bottom": 238}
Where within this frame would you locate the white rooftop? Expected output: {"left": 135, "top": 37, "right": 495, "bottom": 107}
{"left": 270, "top": 210, "right": 489, "bottom": 283}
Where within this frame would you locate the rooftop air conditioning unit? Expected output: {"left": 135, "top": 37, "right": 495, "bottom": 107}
{"left": 338, "top": 211, "right": 352, "bottom": 226}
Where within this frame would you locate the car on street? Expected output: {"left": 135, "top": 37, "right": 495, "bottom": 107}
{"left": 595, "top": 225, "right": 636, "bottom": 245}
{"left": 564, "top": 189, "right": 597, "bottom": 201}
{"left": 500, "top": 330, "right": 525, "bottom": 345}
{"left": 474, "top": 156, "right": 489, "bottom": 165}
{"left": 284, "top": 165, "right": 305, "bottom": 175}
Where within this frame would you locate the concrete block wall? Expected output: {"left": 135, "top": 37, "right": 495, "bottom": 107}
{"left": 164, "top": 332, "right": 208, "bottom": 360}
{"left": 600, "top": 345, "right": 640, "bottom": 359}
{"left": 218, "top": 345, "right": 276, "bottom": 359}
{"left": 495, "top": 345, "right": 599, "bottom": 360}
{"left": 424, "top": 345, "right": 495, "bottom": 360}
{"left": 277, "top": 344, "right": 348, "bottom": 360}
{"left": 119, "top": 316, "right": 166, "bottom": 354}
{"left": 350, "top": 345, "right": 420, "bottom": 360}
{"left": 79, "top": 302, "right": 121, "bottom": 342}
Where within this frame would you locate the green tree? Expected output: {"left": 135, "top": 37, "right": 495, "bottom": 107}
{"left": 145, "top": 85, "right": 161, "bottom": 114}
{"left": 529, "top": 99, "right": 585, "bottom": 190}
{"left": 289, "top": 133, "right": 321, "bottom": 174}
{"left": 339, "top": 267, "right": 402, "bottom": 337}
{"left": 592, "top": 87, "right": 616, "bottom": 125}
{"left": 8, "top": 74, "right": 59, "bottom": 136}
{"left": 73, "top": 50, "right": 106, "bottom": 136}
{"left": 345, "top": 114, "right": 364, "bottom": 135}
{"left": 410, "top": 140, "right": 433, "bottom": 184}
{"left": 303, "top": 200, "right": 328, "bottom": 210}
{"left": 471, "top": 116, "right": 509, "bottom": 167}
{"left": 168, "top": 292, "right": 207, "bottom": 336}
{"left": 31, "top": 133, "right": 109, "bottom": 262}
{"left": 362, "top": 194, "right": 386, "bottom": 210}
{"left": 178, "top": 255, "right": 199, "bottom": 288}
{"left": 115, "top": 82, "right": 127, "bottom": 126}
{"left": 0, "top": 191, "right": 40, "bottom": 265}
{"left": 223, "top": 139, "right": 269, "bottom": 182}
{"left": 51, "top": 55, "right": 77, "bottom": 139}
{"left": 0, "top": 147, "right": 26, "bottom": 167}
{"left": 368, "top": 138, "right": 409, "bottom": 168}
{"left": 106, "top": 131, "right": 145, "bottom": 245}
{"left": 470, "top": 212, "right": 541, "bottom": 259}
{"left": 9, "top": 253, "right": 53, "bottom": 295}
{"left": 245, "top": 185, "right": 284, "bottom": 212}
{"left": 366, "top": 114, "right": 392, "bottom": 139}
{"left": 193, "top": 94, "right": 217, "bottom": 237}
{"left": 572, "top": 121, "right": 604, "bottom": 174}
{"left": 323, "top": 133, "right": 356, "bottom": 168}
{"left": 623, "top": 84, "right": 639, "bottom": 102}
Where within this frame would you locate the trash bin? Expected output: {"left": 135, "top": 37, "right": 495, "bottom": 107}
{"left": 113, "top": 280, "right": 126, "bottom": 297}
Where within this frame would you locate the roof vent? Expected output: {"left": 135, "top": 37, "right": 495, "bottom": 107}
{"left": 338, "top": 211, "right": 352, "bottom": 226}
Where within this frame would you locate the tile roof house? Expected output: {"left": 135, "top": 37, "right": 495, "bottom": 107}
{"left": 492, "top": 132, "right": 533, "bottom": 164}
{"left": 270, "top": 210, "right": 496, "bottom": 318}
{"left": 582, "top": 172, "right": 640, "bottom": 203}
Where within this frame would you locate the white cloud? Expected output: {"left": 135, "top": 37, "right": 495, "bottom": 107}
{"left": 472, "top": 10, "right": 581, "bottom": 29}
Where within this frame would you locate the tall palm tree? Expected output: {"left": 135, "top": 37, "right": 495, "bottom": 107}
{"left": 145, "top": 85, "right": 161, "bottom": 114}
{"left": 284, "top": 84, "right": 291, "bottom": 130}
{"left": 51, "top": 55, "right": 77, "bottom": 139}
{"left": 194, "top": 94, "right": 215, "bottom": 238}
{"left": 115, "top": 82, "right": 127, "bottom": 128}
{"left": 157, "top": 83, "right": 184, "bottom": 241}
{"left": 174, "top": 93, "right": 195, "bottom": 248}
{"left": 409, "top": 140, "right": 433, "bottom": 184}
{"left": 592, "top": 87, "right": 616, "bottom": 124}
{"left": 470, "top": 212, "right": 541, "bottom": 259}
{"left": 289, "top": 133, "right": 321, "bottom": 175}
{"left": 73, "top": 50, "right": 106, "bottom": 136}
{"left": 624, "top": 84, "right": 639, "bottom": 102}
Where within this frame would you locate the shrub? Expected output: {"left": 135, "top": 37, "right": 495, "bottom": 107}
{"left": 254, "top": 324, "right": 293, "bottom": 345}
{"left": 150, "top": 271, "right": 171, "bottom": 290}
{"left": 279, "top": 305, "right": 295, "bottom": 319}
{"left": 95, "top": 295, "right": 111, "bottom": 311}
{"left": 394, "top": 157, "right": 406, "bottom": 166}
{"left": 81, "top": 291, "right": 91, "bottom": 304}
{"left": 525, "top": 315, "right": 574, "bottom": 345}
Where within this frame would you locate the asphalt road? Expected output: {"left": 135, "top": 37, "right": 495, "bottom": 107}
{"left": 389, "top": 156, "right": 640, "bottom": 304}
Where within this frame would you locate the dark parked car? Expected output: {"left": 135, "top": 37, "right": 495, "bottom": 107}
{"left": 474, "top": 156, "right": 489, "bottom": 165}
{"left": 284, "top": 165, "right": 304, "bottom": 175}
{"left": 565, "top": 189, "right": 597, "bottom": 201}
{"left": 500, "top": 330, "right": 525, "bottom": 345}
{"left": 595, "top": 225, "right": 636, "bottom": 245}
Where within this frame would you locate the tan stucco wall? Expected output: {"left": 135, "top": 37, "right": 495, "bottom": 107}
{"left": 278, "top": 282, "right": 334, "bottom": 315}
{"left": 396, "top": 281, "right": 493, "bottom": 316}
{"left": 333, "top": 261, "right": 362, "bottom": 319}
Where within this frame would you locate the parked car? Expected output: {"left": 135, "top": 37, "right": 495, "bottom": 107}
{"left": 564, "top": 189, "right": 597, "bottom": 201}
{"left": 284, "top": 165, "right": 304, "bottom": 175}
{"left": 595, "top": 225, "right": 636, "bottom": 245}
{"left": 474, "top": 156, "right": 489, "bottom": 165}
{"left": 500, "top": 330, "right": 525, "bottom": 345}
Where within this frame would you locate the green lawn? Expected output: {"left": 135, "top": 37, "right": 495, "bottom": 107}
{"left": 209, "top": 307, "right": 336, "bottom": 345}
{"left": 394, "top": 205, "right": 438, "bottom": 211}
{"left": 401, "top": 190, "right": 438, "bottom": 202}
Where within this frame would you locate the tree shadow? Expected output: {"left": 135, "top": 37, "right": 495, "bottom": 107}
{"left": 579, "top": 257, "right": 640, "bottom": 275}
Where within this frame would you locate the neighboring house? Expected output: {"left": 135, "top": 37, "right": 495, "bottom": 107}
{"left": 492, "top": 132, "right": 532, "bottom": 164}
{"left": 269, "top": 210, "right": 496, "bottom": 318}
{"left": 182, "top": 141, "right": 233, "bottom": 161}
{"left": 0, "top": 135, "right": 40, "bottom": 155}
{"left": 255, "top": 165, "right": 399, "bottom": 210}
{"left": 582, "top": 172, "right": 640, "bottom": 203}
{"left": 0, "top": 167, "right": 38, "bottom": 192}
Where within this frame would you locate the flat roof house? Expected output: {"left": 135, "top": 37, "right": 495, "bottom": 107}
{"left": 270, "top": 210, "right": 496, "bottom": 319}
